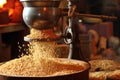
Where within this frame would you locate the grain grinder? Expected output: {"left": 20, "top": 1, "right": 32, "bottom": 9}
{"left": 20, "top": 0, "right": 91, "bottom": 61}
{"left": 20, "top": 0, "right": 90, "bottom": 80}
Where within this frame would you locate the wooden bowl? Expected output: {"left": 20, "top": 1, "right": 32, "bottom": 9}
{"left": 0, "top": 59, "right": 90, "bottom": 80}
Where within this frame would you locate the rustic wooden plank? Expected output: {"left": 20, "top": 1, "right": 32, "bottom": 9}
{"left": 0, "top": 23, "right": 25, "bottom": 33}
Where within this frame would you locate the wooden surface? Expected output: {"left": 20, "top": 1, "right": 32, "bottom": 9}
{"left": 0, "top": 23, "right": 25, "bottom": 33}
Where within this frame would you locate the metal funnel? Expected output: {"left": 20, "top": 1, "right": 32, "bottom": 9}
{"left": 20, "top": 0, "right": 61, "bottom": 30}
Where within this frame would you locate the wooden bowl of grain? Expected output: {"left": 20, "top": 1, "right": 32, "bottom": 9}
{"left": 0, "top": 57, "right": 89, "bottom": 80}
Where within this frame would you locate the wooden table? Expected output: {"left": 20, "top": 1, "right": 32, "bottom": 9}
{"left": 0, "top": 23, "right": 27, "bottom": 62}
{"left": 0, "top": 23, "right": 25, "bottom": 33}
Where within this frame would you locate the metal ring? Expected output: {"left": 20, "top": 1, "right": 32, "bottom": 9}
{"left": 64, "top": 27, "right": 73, "bottom": 44}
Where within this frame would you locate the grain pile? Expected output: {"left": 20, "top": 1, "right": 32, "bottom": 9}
{"left": 0, "top": 28, "right": 84, "bottom": 77}
{"left": 108, "top": 70, "right": 120, "bottom": 79}
{"left": 89, "top": 59, "right": 120, "bottom": 72}
{"left": 89, "top": 59, "right": 120, "bottom": 80}
{"left": 0, "top": 55, "right": 84, "bottom": 77}
{"left": 89, "top": 71, "right": 111, "bottom": 80}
